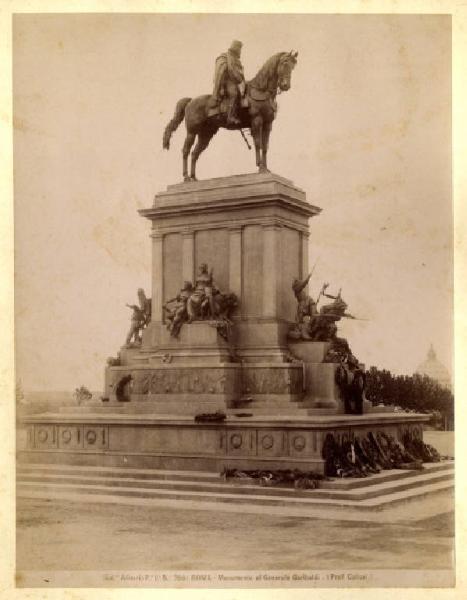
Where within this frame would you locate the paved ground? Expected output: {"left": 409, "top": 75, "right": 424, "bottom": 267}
{"left": 16, "top": 432, "right": 455, "bottom": 578}
{"left": 16, "top": 497, "right": 454, "bottom": 572}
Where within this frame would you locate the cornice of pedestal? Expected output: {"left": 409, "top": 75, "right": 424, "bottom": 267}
{"left": 139, "top": 172, "right": 321, "bottom": 222}
{"left": 262, "top": 222, "right": 283, "bottom": 231}
{"left": 149, "top": 215, "right": 311, "bottom": 237}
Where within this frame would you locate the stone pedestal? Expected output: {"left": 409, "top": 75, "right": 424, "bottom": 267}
{"left": 103, "top": 173, "right": 322, "bottom": 417}
{"left": 139, "top": 172, "right": 321, "bottom": 363}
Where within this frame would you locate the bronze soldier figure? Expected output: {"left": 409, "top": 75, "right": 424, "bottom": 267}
{"left": 125, "top": 304, "right": 146, "bottom": 346}
{"left": 137, "top": 288, "right": 152, "bottom": 327}
{"left": 309, "top": 288, "right": 355, "bottom": 340}
{"left": 289, "top": 272, "right": 318, "bottom": 340}
{"left": 187, "top": 263, "right": 216, "bottom": 321}
{"left": 211, "top": 40, "right": 246, "bottom": 126}
{"left": 163, "top": 281, "right": 193, "bottom": 337}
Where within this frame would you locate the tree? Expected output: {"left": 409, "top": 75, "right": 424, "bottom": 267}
{"left": 74, "top": 386, "right": 92, "bottom": 405}
{"left": 365, "top": 366, "right": 454, "bottom": 429}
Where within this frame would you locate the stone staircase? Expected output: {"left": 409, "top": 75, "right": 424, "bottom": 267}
{"left": 16, "top": 460, "right": 454, "bottom": 521}
{"left": 229, "top": 397, "right": 310, "bottom": 416}
{"left": 58, "top": 399, "right": 322, "bottom": 417}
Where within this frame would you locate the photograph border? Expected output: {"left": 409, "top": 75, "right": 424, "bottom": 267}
{"left": 1, "top": 0, "right": 466, "bottom": 597}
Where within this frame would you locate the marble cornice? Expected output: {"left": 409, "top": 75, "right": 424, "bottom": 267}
{"left": 149, "top": 215, "right": 311, "bottom": 237}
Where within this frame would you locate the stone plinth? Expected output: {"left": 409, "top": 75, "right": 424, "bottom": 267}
{"left": 139, "top": 172, "right": 321, "bottom": 362}
{"left": 289, "top": 341, "right": 330, "bottom": 363}
{"left": 289, "top": 341, "right": 341, "bottom": 412}
{"left": 19, "top": 412, "right": 430, "bottom": 474}
{"left": 140, "top": 322, "right": 233, "bottom": 364}
{"left": 104, "top": 358, "right": 305, "bottom": 416}
{"left": 104, "top": 363, "right": 241, "bottom": 414}
{"left": 306, "top": 363, "right": 341, "bottom": 411}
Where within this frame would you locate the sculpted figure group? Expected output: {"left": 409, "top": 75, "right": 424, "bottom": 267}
{"left": 122, "top": 267, "right": 237, "bottom": 345}
{"left": 289, "top": 272, "right": 367, "bottom": 414}
{"left": 163, "top": 263, "right": 238, "bottom": 339}
{"left": 289, "top": 274, "right": 357, "bottom": 348}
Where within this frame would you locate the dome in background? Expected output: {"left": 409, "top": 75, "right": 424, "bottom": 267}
{"left": 415, "top": 344, "right": 452, "bottom": 390}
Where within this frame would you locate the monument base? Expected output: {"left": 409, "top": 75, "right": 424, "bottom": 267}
{"left": 18, "top": 173, "right": 433, "bottom": 479}
{"left": 140, "top": 321, "right": 234, "bottom": 364}
{"left": 19, "top": 412, "right": 429, "bottom": 475}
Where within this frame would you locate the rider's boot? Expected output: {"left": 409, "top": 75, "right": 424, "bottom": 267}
{"left": 226, "top": 97, "right": 241, "bottom": 126}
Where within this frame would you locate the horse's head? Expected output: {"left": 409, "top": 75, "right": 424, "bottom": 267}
{"left": 277, "top": 51, "right": 298, "bottom": 91}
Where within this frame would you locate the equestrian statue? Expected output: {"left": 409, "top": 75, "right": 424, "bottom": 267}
{"left": 162, "top": 41, "right": 298, "bottom": 181}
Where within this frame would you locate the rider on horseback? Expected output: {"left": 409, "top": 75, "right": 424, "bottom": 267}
{"left": 163, "top": 49, "right": 297, "bottom": 180}
{"left": 211, "top": 40, "right": 246, "bottom": 126}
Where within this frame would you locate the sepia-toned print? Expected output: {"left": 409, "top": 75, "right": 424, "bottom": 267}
{"left": 14, "top": 13, "right": 453, "bottom": 588}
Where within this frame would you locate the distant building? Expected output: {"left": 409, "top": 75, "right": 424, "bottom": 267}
{"left": 415, "top": 344, "right": 452, "bottom": 390}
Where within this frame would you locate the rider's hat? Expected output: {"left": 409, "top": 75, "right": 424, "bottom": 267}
{"left": 229, "top": 40, "right": 243, "bottom": 53}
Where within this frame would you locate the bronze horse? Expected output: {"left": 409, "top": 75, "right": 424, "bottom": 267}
{"left": 163, "top": 51, "right": 298, "bottom": 181}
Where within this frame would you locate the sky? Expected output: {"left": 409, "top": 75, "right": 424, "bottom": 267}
{"left": 13, "top": 13, "right": 452, "bottom": 392}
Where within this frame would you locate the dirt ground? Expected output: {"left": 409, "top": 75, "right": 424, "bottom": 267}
{"left": 16, "top": 497, "right": 454, "bottom": 572}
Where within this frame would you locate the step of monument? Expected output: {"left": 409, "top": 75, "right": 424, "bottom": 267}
{"left": 16, "top": 464, "right": 221, "bottom": 483}
{"left": 57, "top": 402, "right": 228, "bottom": 416}
{"left": 16, "top": 466, "right": 453, "bottom": 502}
{"left": 233, "top": 398, "right": 304, "bottom": 407}
{"left": 231, "top": 402, "right": 307, "bottom": 411}
{"left": 228, "top": 407, "right": 309, "bottom": 416}
{"left": 17, "top": 459, "right": 453, "bottom": 489}
{"left": 15, "top": 477, "right": 453, "bottom": 518}
{"left": 229, "top": 406, "right": 346, "bottom": 416}
{"left": 16, "top": 461, "right": 454, "bottom": 506}
{"left": 15, "top": 483, "right": 454, "bottom": 523}
{"left": 319, "top": 461, "right": 454, "bottom": 490}
{"left": 87, "top": 403, "right": 310, "bottom": 415}
{"left": 58, "top": 405, "right": 129, "bottom": 413}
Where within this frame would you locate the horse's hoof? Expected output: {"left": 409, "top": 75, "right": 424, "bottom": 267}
{"left": 258, "top": 167, "right": 270, "bottom": 174}
{"left": 190, "top": 176, "right": 198, "bottom": 182}
{"left": 183, "top": 176, "right": 190, "bottom": 182}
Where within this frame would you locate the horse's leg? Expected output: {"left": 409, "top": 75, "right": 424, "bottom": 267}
{"left": 182, "top": 131, "right": 196, "bottom": 182}
{"left": 251, "top": 115, "right": 262, "bottom": 169}
{"left": 190, "top": 128, "right": 216, "bottom": 181}
{"left": 260, "top": 121, "right": 272, "bottom": 173}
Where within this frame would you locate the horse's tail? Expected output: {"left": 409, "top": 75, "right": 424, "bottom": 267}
{"left": 162, "top": 97, "right": 191, "bottom": 150}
